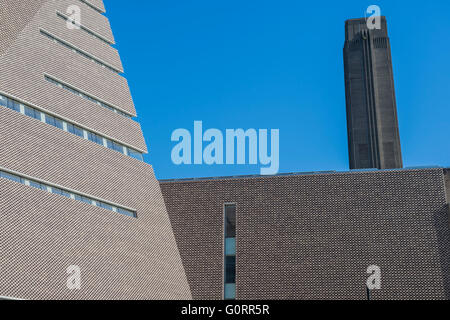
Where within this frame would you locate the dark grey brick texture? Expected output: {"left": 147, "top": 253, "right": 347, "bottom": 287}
{"left": 160, "top": 169, "right": 450, "bottom": 300}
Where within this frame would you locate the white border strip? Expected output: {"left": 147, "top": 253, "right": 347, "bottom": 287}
{"left": 0, "top": 296, "right": 24, "bottom": 300}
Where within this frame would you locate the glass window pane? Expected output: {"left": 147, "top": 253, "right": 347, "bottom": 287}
{"left": 225, "top": 204, "right": 236, "bottom": 238}
{"left": 128, "top": 148, "right": 144, "bottom": 161}
{"left": 87, "top": 132, "right": 95, "bottom": 143}
{"left": 75, "top": 126, "right": 84, "bottom": 137}
{"left": 225, "top": 256, "right": 236, "bottom": 284}
{"left": 60, "top": 190, "right": 71, "bottom": 198}
{"left": 117, "top": 208, "right": 136, "bottom": 218}
{"left": 24, "top": 106, "right": 40, "bottom": 120}
{"left": 75, "top": 195, "right": 92, "bottom": 205}
{"left": 225, "top": 238, "right": 236, "bottom": 256}
{"left": 7, "top": 99, "right": 20, "bottom": 111}
{"left": 54, "top": 117, "right": 64, "bottom": 130}
{"left": 99, "top": 202, "right": 113, "bottom": 211}
{"left": 106, "top": 139, "right": 113, "bottom": 150}
{"left": 34, "top": 109, "right": 41, "bottom": 120}
{"left": 52, "top": 187, "right": 62, "bottom": 195}
{"left": 88, "top": 132, "right": 103, "bottom": 146}
{"left": 1, "top": 172, "right": 24, "bottom": 184}
{"left": 30, "top": 181, "right": 43, "bottom": 190}
{"left": 67, "top": 123, "right": 84, "bottom": 137}
{"left": 114, "top": 142, "right": 124, "bottom": 153}
{"left": 107, "top": 140, "right": 124, "bottom": 154}
{"left": 45, "top": 114, "right": 55, "bottom": 126}
{"left": 0, "top": 95, "right": 7, "bottom": 107}
{"left": 45, "top": 114, "right": 63, "bottom": 129}
{"left": 224, "top": 284, "right": 236, "bottom": 300}
{"left": 81, "top": 197, "right": 92, "bottom": 204}
{"left": 24, "top": 106, "right": 33, "bottom": 117}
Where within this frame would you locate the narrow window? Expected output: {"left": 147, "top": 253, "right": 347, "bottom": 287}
{"left": 224, "top": 204, "right": 236, "bottom": 300}
{"left": 127, "top": 148, "right": 144, "bottom": 161}
{"left": 51, "top": 187, "right": 71, "bottom": 198}
{"left": 67, "top": 123, "right": 84, "bottom": 137}
{"left": 29, "top": 181, "right": 47, "bottom": 191}
{"left": 0, "top": 170, "right": 137, "bottom": 218}
{"left": 7, "top": 99, "right": 20, "bottom": 112}
{"left": 87, "top": 132, "right": 104, "bottom": 146}
{"left": 107, "top": 140, "right": 124, "bottom": 154}
{"left": 24, "top": 106, "right": 41, "bottom": 120}
{"left": 117, "top": 208, "right": 137, "bottom": 218}
{"left": 45, "top": 114, "right": 64, "bottom": 130}
{"left": 97, "top": 202, "right": 113, "bottom": 211}
{"left": 0, "top": 94, "right": 7, "bottom": 107}
{"left": 0, "top": 171, "right": 24, "bottom": 184}
{"left": 75, "top": 194, "right": 92, "bottom": 205}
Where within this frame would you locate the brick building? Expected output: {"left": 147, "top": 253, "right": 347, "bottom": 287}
{"left": 160, "top": 168, "right": 450, "bottom": 300}
{"left": 0, "top": 0, "right": 191, "bottom": 299}
{"left": 1, "top": 1, "right": 448, "bottom": 301}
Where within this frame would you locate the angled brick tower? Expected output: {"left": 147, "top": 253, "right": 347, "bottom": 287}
{"left": 0, "top": 0, "right": 191, "bottom": 299}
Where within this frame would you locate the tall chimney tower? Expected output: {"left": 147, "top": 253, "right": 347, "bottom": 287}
{"left": 344, "top": 17, "right": 403, "bottom": 169}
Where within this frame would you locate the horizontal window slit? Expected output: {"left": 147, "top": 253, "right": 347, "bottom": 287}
{"left": 0, "top": 92, "right": 144, "bottom": 162}
{"left": 40, "top": 29, "right": 120, "bottom": 74}
{"left": 44, "top": 75, "right": 133, "bottom": 120}
{"left": 0, "top": 169, "right": 137, "bottom": 219}
{"left": 56, "top": 12, "right": 112, "bottom": 46}
{"left": 78, "top": 0, "right": 104, "bottom": 14}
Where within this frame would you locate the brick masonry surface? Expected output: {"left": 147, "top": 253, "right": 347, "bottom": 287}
{"left": 0, "top": 0, "right": 145, "bottom": 150}
{"left": 0, "top": 0, "right": 192, "bottom": 299}
{"left": 0, "top": 0, "right": 47, "bottom": 56}
{"left": 0, "top": 177, "right": 192, "bottom": 300}
{"left": 84, "top": 0, "right": 106, "bottom": 13}
{"left": 160, "top": 169, "right": 450, "bottom": 300}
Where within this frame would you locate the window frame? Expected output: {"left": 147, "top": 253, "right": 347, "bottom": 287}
{"left": 223, "top": 203, "right": 237, "bottom": 300}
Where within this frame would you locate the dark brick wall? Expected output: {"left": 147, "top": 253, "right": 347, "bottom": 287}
{"left": 160, "top": 169, "right": 450, "bottom": 300}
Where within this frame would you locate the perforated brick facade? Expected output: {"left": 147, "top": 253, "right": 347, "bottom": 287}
{"left": 0, "top": 0, "right": 144, "bottom": 150}
{"left": 160, "top": 169, "right": 450, "bottom": 300}
{"left": 0, "top": 0, "right": 191, "bottom": 300}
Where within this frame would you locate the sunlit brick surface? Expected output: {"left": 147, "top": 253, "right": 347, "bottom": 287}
{"left": 0, "top": 0, "right": 144, "bottom": 150}
{"left": 161, "top": 169, "right": 450, "bottom": 300}
{"left": 0, "top": 0, "right": 191, "bottom": 300}
{"left": 84, "top": 0, "right": 106, "bottom": 13}
{"left": 0, "top": 178, "right": 191, "bottom": 300}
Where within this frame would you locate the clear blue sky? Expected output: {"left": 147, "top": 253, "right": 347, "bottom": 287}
{"left": 105, "top": 0, "right": 450, "bottom": 179}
